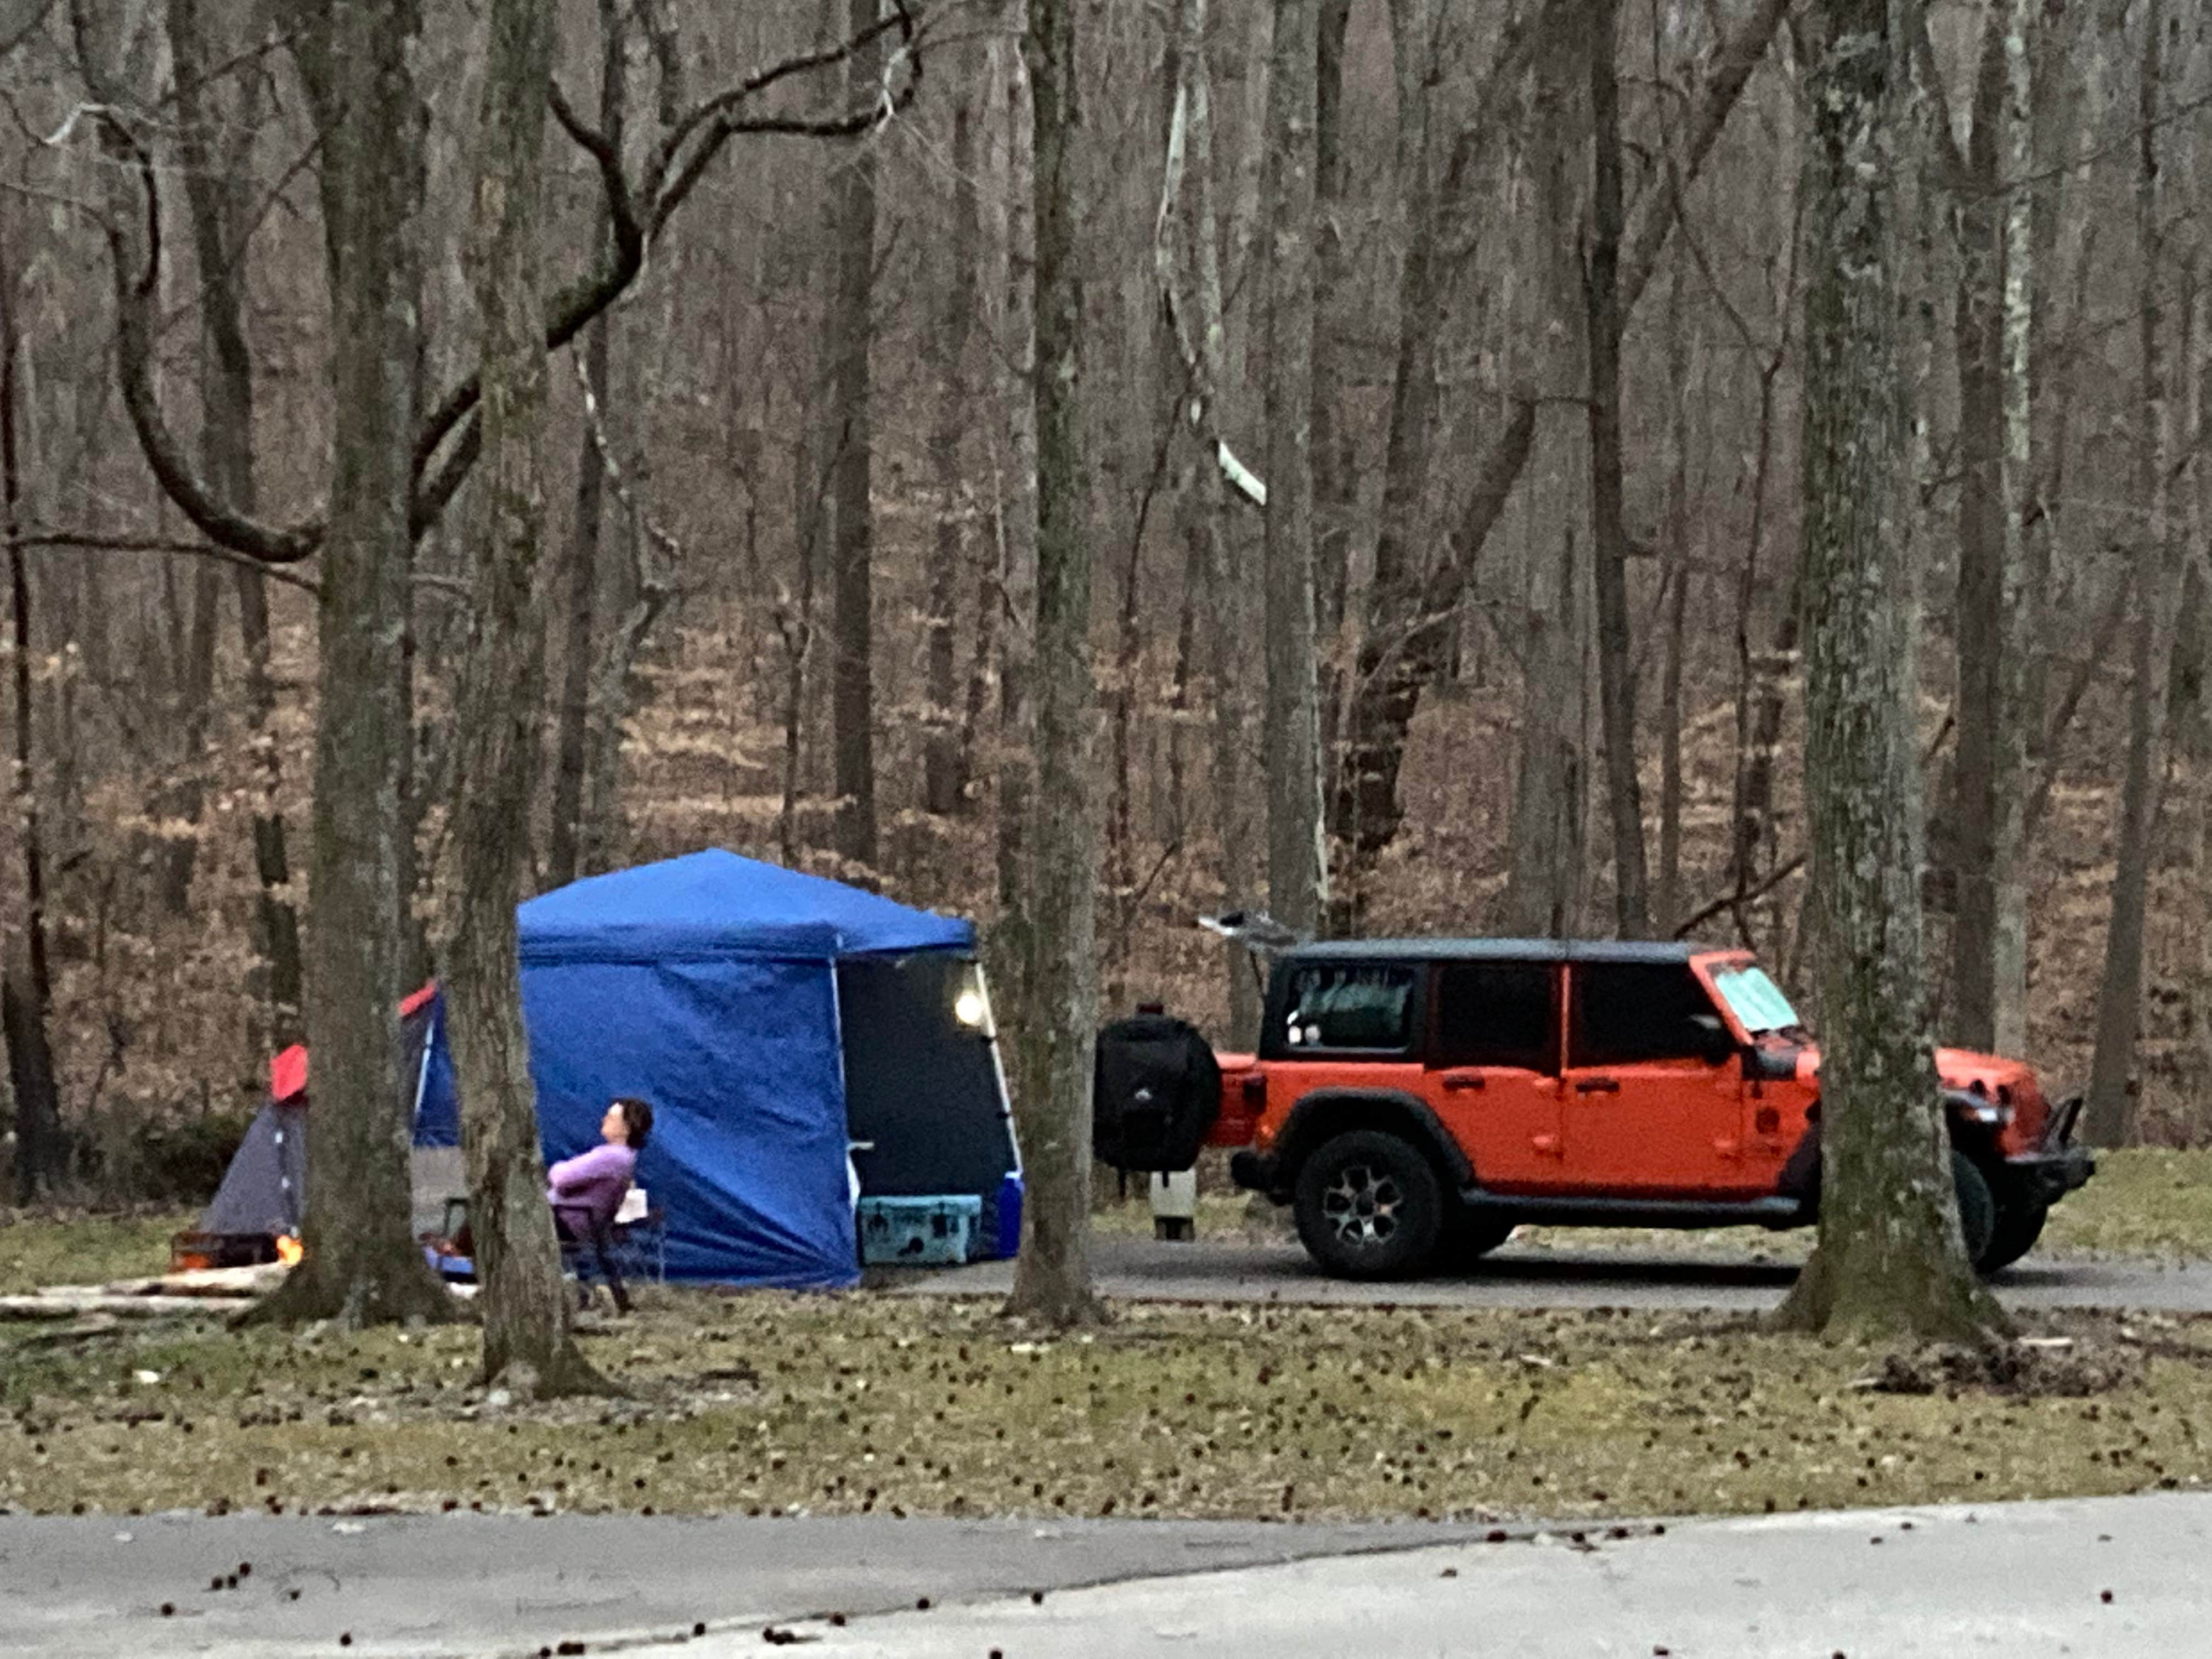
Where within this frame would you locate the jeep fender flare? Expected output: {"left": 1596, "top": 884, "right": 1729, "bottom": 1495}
{"left": 1775, "top": 1093, "right": 2007, "bottom": 1216}
{"left": 1269, "top": 1089, "right": 1475, "bottom": 1197}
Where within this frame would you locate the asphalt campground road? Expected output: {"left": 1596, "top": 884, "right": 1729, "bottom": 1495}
{"left": 896, "top": 1235, "right": 2212, "bottom": 1313}
{"left": 0, "top": 1514, "right": 1487, "bottom": 1658}
{"left": 679, "top": 1492, "right": 2212, "bottom": 1659}
{"left": 8, "top": 1498, "right": 2206, "bottom": 1658}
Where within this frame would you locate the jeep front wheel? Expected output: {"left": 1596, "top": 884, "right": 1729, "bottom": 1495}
{"left": 1951, "top": 1150, "right": 1997, "bottom": 1269}
{"left": 1294, "top": 1130, "right": 1443, "bottom": 1280}
{"left": 1978, "top": 1197, "right": 2047, "bottom": 1275}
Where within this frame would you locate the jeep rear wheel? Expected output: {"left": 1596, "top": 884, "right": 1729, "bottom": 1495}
{"left": 1951, "top": 1150, "right": 1997, "bottom": 1271}
{"left": 1294, "top": 1130, "right": 1443, "bottom": 1280}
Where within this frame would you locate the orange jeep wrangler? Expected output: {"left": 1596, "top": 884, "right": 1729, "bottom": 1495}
{"left": 1102, "top": 940, "right": 2092, "bottom": 1281}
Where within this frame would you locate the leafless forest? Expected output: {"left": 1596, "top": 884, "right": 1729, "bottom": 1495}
{"left": 2, "top": 0, "right": 2210, "bottom": 1205}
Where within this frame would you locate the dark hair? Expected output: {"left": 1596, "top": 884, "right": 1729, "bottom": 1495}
{"left": 613, "top": 1097, "right": 654, "bottom": 1154}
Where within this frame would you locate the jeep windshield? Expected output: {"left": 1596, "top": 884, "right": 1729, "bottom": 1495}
{"left": 1711, "top": 964, "right": 1801, "bottom": 1035}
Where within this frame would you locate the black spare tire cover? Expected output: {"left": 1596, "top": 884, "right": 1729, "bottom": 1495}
{"left": 1093, "top": 1013, "right": 1222, "bottom": 1172}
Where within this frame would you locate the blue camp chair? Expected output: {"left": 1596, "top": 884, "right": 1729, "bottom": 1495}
{"left": 422, "top": 1192, "right": 666, "bottom": 1313}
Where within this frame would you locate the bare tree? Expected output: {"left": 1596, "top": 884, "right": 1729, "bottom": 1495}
{"left": 0, "top": 206, "right": 62, "bottom": 1201}
{"left": 1004, "top": 0, "right": 1098, "bottom": 1327}
{"left": 1159, "top": 0, "right": 1261, "bottom": 1042}
{"left": 924, "top": 95, "right": 979, "bottom": 819}
{"left": 436, "top": 0, "right": 608, "bottom": 1396}
{"left": 1585, "top": 0, "right": 1647, "bottom": 938}
{"left": 1775, "top": 0, "right": 2004, "bottom": 1342}
{"left": 2086, "top": 0, "right": 2180, "bottom": 1148}
{"left": 1260, "top": 0, "right": 1325, "bottom": 939}
{"left": 828, "top": 0, "right": 879, "bottom": 878}
{"left": 545, "top": 0, "right": 628, "bottom": 894}
{"left": 1939, "top": 0, "right": 2032, "bottom": 1054}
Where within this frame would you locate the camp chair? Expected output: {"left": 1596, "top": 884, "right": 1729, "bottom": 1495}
{"left": 554, "top": 1186, "right": 665, "bottom": 1313}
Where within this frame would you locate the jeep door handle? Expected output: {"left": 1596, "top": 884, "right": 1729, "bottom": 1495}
{"left": 1574, "top": 1078, "right": 1621, "bottom": 1094}
{"left": 1440, "top": 1072, "right": 1486, "bottom": 1092}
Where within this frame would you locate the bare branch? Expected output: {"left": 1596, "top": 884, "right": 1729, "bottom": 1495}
{"left": 1620, "top": 0, "right": 1794, "bottom": 313}
{"left": 21, "top": 529, "right": 321, "bottom": 591}
{"left": 411, "top": 5, "right": 919, "bottom": 498}
{"left": 74, "top": 2, "right": 924, "bottom": 565}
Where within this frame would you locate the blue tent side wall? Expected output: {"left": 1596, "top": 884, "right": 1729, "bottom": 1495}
{"left": 412, "top": 955, "right": 861, "bottom": 1289}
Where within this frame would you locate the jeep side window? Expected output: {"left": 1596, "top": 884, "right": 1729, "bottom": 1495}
{"left": 1432, "top": 962, "right": 1556, "bottom": 1072}
{"left": 1569, "top": 963, "right": 1723, "bottom": 1068}
{"left": 1282, "top": 964, "right": 1416, "bottom": 1051}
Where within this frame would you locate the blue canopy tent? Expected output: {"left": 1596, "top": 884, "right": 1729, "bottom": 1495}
{"left": 405, "top": 850, "right": 1020, "bottom": 1288}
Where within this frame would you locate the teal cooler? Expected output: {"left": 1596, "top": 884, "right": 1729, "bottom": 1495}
{"left": 857, "top": 1195, "right": 984, "bottom": 1266}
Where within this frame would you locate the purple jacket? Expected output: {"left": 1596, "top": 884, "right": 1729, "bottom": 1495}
{"left": 546, "top": 1143, "right": 636, "bottom": 1228}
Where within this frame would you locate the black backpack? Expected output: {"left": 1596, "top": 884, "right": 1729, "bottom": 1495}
{"left": 1092, "top": 1012, "right": 1221, "bottom": 1173}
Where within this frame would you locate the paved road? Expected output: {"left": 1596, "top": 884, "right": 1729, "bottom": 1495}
{"left": 898, "top": 1235, "right": 2212, "bottom": 1313}
{"left": 0, "top": 1513, "right": 1480, "bottom": 1658}
{"left": 15, "top": 1498, "right": 2204, "bottom": 1658}
{"left": 678, "top": 1493, "right": 2212, "bottom": 1659}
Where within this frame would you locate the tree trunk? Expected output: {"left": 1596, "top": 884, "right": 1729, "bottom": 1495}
{"left": 2086, "top": 0, "right": 2176, "bottom": 1148}
{"left": 545, "top": 0, "right": 627, "bottom": 894}
{"left": 1656, "top": 262, "right": 1692, "bottom": 934}
{"left": 1502, "top": 27, "right": 1593, "bottom": 941}
{"left": 925, "top": 98, "right": 979, "bottom": 819}
{"left": 247, "top": 0, "right": 458, "bottom": 1330}
{"left": 437, "top": 0, "right": 605, "bottom": 1396}
{"left": 1311, "top": 0, "right": 1353, "bottom": 803}
{"left": 991, "top": 31, "right": 1041, "bottom": 1020}
{"left": 1003, "top": 0, "right": 1098, "bottom": 1327}
{"left": 1774, "top": 0, "right": 2004, "bottom": 1343}
{"left": 828, "top": 0, "right": 879, "bottom": 879}
{"left": 1260, "top": 0, "right": 1325, "bottom": 939}
{"left": 1585, "top": 0, "right": 1646, "bottom": 939}
{"left": 1945, "top": 4, "right": 2029, "bottom": 1054}
{"left": 0, "top": 225, "right": 61, "bottom": 1201}
{"left": 1985, "top": 0, "right": 2035, "bottom": 1057}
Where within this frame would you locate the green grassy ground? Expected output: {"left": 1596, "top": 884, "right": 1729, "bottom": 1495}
{"left": 0, "top": 1209, "right": 199, "bottom": 1296}
{"left": 2, "top": 1290, "right": 2208, "bottom": 1523}
{"left": 1094, "top": 1148, "right": 2212, "bottom": 1263}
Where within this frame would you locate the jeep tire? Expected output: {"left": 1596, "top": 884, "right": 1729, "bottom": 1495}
{"left": 1294, "top": 1130, "right": 1444, "bottom": 1280}
{"left": 1978, "top": 1197, "right": 2048, "bottom": 1275}
{"left": 1950, "top": 1150, "right": 1997, "bottom": 1271}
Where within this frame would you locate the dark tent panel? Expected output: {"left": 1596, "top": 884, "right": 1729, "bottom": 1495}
{"left": 198, "top": 1099, "right": 307, "bottom": 1237}
{"left": 839, "top": 953, "right": 1020, "bottom": 1246}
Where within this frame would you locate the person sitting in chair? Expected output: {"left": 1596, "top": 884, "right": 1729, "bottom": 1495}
{"left": 548, "top": 1097, "right": 652, "bottom": 1242}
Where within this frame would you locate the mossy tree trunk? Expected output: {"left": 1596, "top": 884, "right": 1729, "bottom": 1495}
{"left": 249, "top": 0, "right": 457, "bottom": 1329}
{"left": 1774, "top": 0, "right": 2006, "bottom": 1345}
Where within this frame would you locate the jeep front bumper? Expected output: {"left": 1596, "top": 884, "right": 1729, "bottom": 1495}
{"left": 2005, "top": 1093, "right": 2094, "bottom": 1207}
{"left": 2005, "top": 1144, "right": 2095, "bottom": 1206}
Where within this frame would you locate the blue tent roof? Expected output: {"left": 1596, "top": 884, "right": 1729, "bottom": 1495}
{"left": 517, "top": 849, "right": 974, "bottom": 964}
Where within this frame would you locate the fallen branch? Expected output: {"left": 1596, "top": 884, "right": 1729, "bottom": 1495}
{"left": 0, "top": 1293, "right": 257, "bottom": 1319}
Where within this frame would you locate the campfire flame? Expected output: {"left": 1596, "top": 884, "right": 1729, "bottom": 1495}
{"left": 274, "top": 1235, "right": 304, "bottom": 1266}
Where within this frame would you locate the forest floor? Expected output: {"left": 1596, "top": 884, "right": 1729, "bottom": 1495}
{"left": 2, "top": 1153, "right": 2207, "bottom": 1524}
{"left": 2, "top": 1269, "right": 2210, "bottom": 1525}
